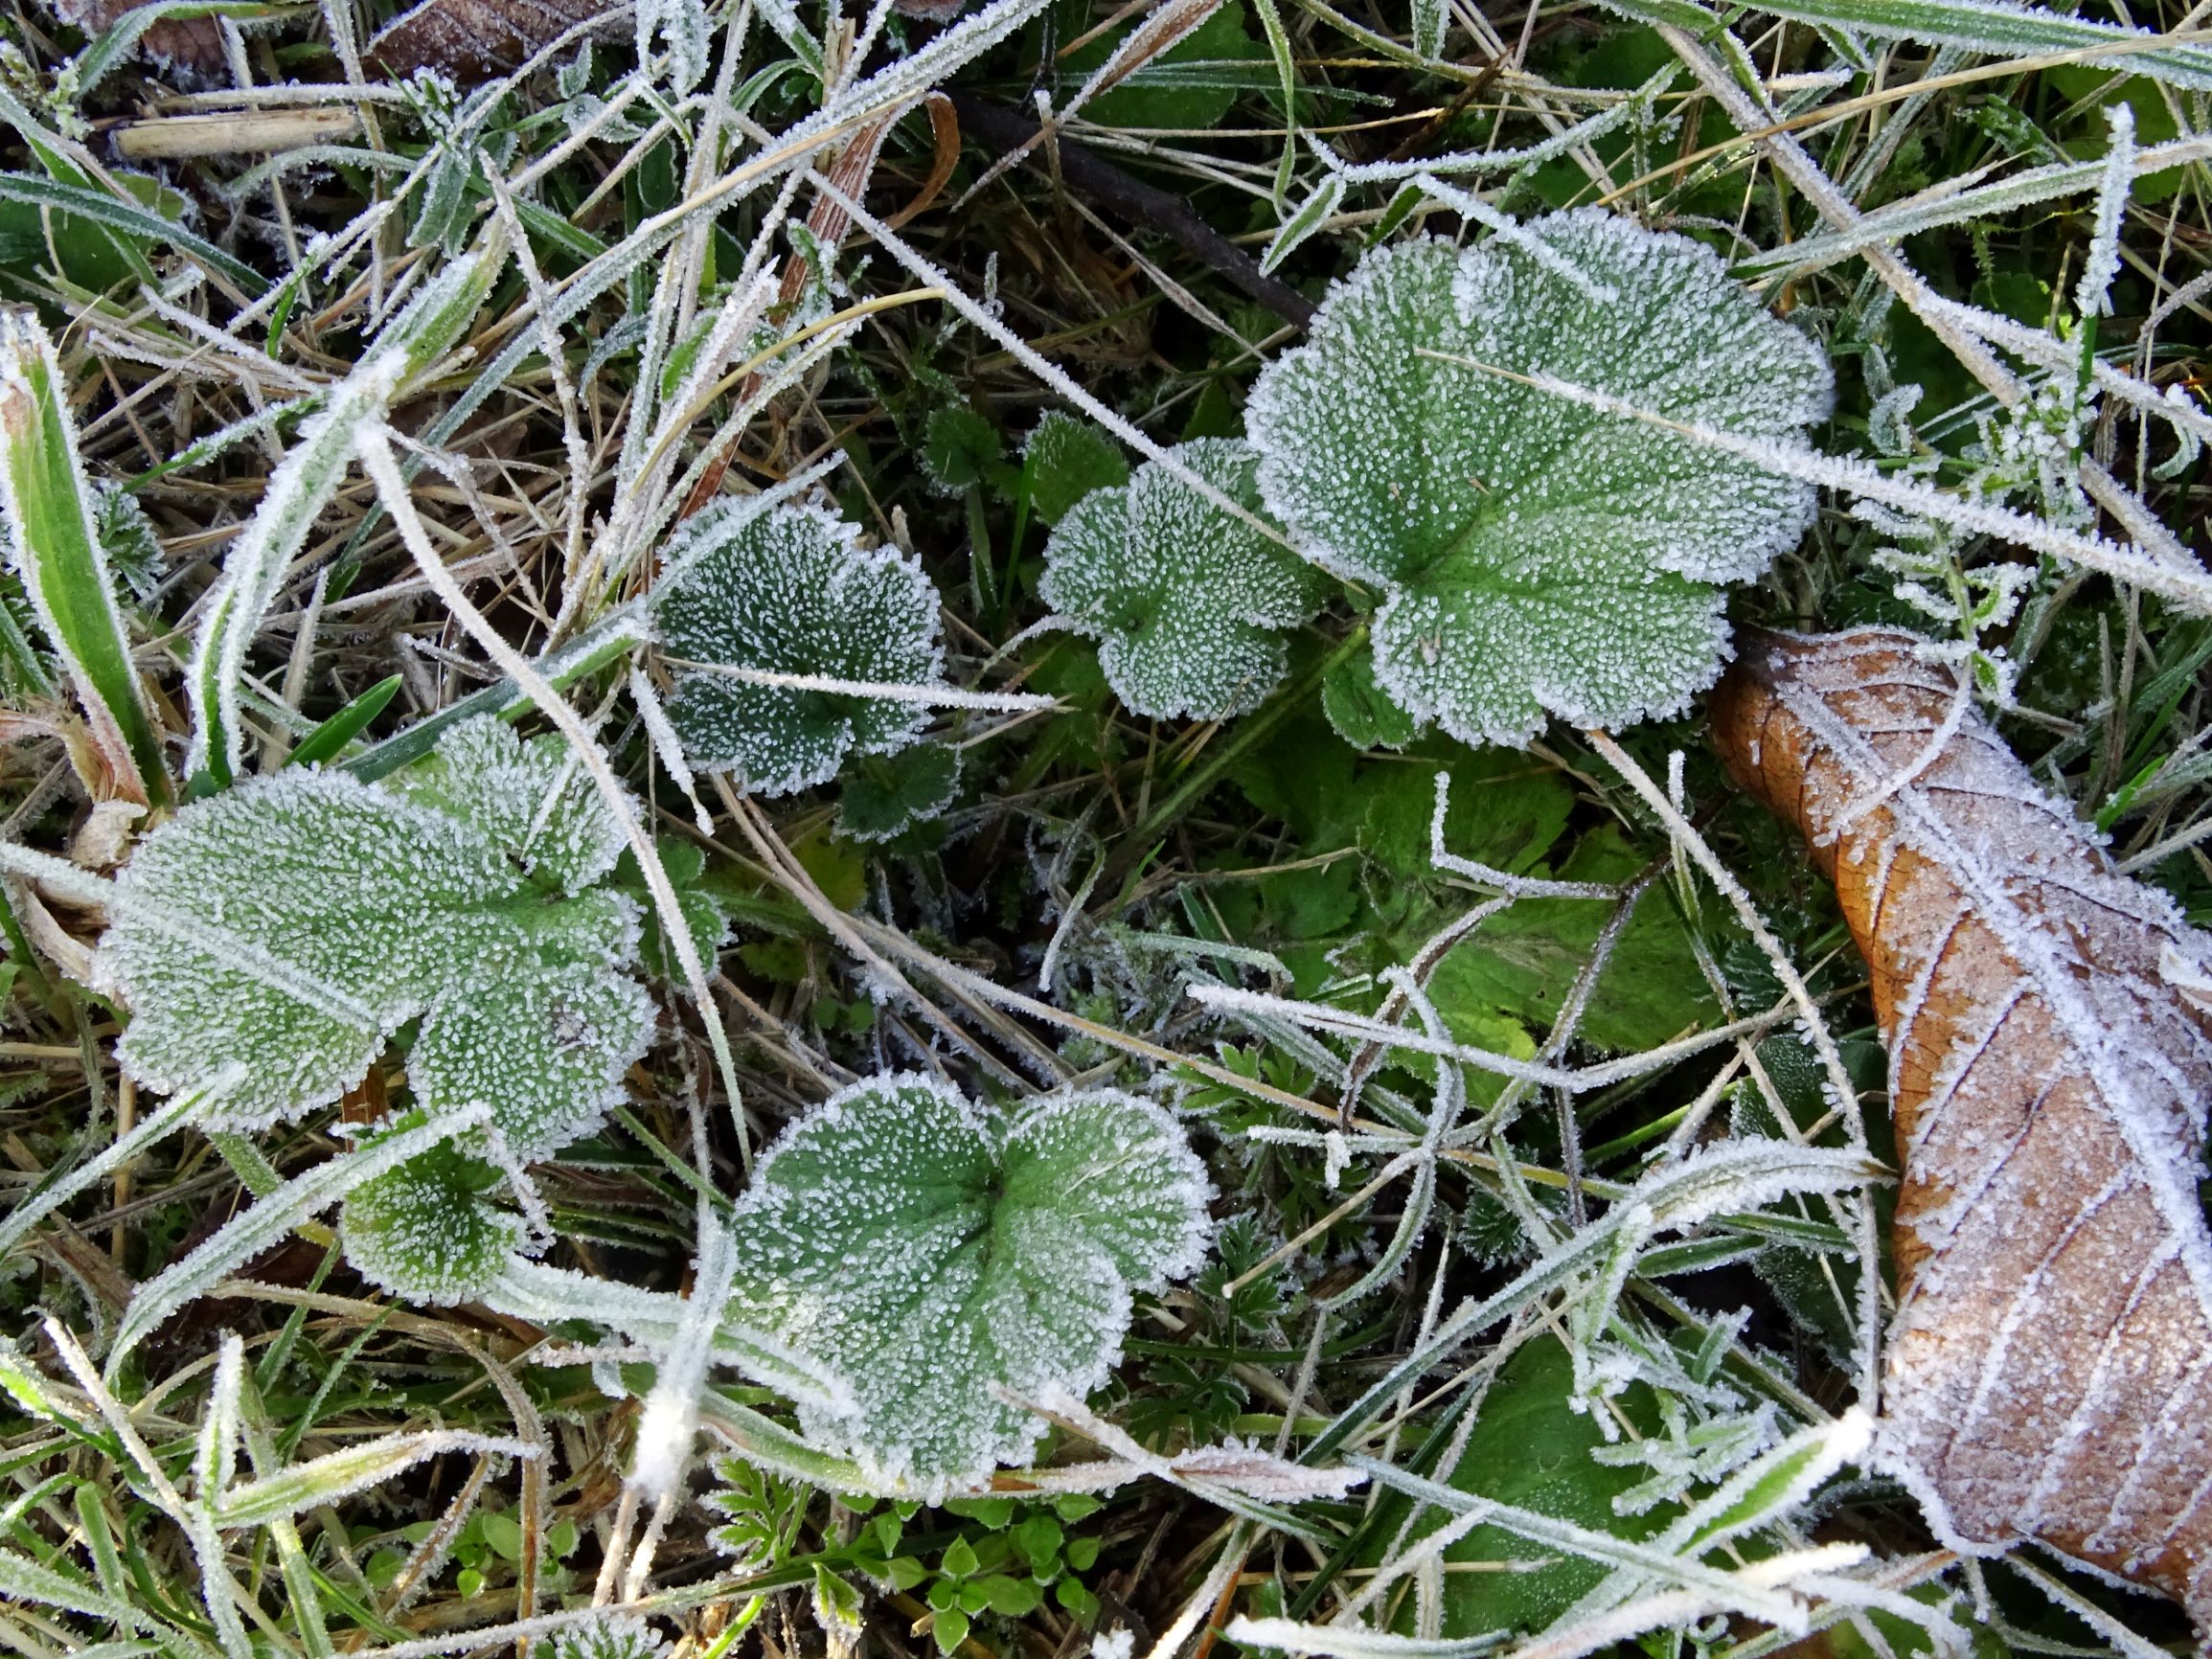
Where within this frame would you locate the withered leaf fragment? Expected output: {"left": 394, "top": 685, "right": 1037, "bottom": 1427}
{"left": 366, "top": 0, "right": 613, "bottom": 78}
{"left": 1713, "top": 626, "right": 2212, "bottom": 1631}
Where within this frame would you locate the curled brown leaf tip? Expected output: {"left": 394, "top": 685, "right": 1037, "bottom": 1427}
{"left": 1714, "top": 625, "right": 2212, "bottom": 1632}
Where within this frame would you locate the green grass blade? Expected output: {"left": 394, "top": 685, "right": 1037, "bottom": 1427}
{"left": 0, "top": 311, "right": 170, "bottom": 803}
{"left": 70, "top": 0, "right": 297, "bottom": 94}
{"left": 282, "top": 673, "right": 400, "bottom": 769}
{"left": 1747, "top": 0, "right": 2212, "bottom": 85}
{"left": 0, "top": 173, "right": 268, "bottom": 296}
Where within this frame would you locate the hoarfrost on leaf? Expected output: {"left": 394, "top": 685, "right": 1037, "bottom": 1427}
{"left": 1039, "top": 439, "right": 1324, "bottom": 720}
{"left": 722, "top": 1072, "right": 1214, "bottom": 1494}
{"left": 94, "top": 716, "right": 652, "bottom": 1155}
{"left": 1244, "top": 212, "right": 1832, "bottom": 747}
{"left": 339, "top": 1140, "right": 524, "bottom": 1305}
{"left": 656, "top": 501, "right": 946, "bottom": 795}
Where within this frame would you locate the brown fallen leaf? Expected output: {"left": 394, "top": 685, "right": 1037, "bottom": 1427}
{"left": 365, "top": 0, "right": 614, "bottom": 80}
{"left": 47, "top": 0, "right": 225, "bottom": 81}
{"left": 1713, "top": 626, "right": 2212, "bottom": 1631}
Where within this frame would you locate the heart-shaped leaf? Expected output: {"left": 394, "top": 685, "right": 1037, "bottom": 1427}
{"left": 95, "top": 716, "right": 651, "bottom": 1155}
{"left": 1245, "top": 211, "right": 1831, "bottom": 747}
{"left": 1040, "top": 439, "right": 1323, "bottom": 719}
{"left": 657, "top": 501, "right": 945, "bottom": 795}
{"left": 724, "top": 1073, "right": 1214, "bottom": 1494}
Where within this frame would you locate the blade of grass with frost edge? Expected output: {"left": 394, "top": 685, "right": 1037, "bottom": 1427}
{"left": 0, "top": 1064, "right": 242, "bottom": 1260}
{"left": 0, "top": 312, "right": 169, "bottom": 803}
{"left": 0, "top": 173, "right": 268, "bottom": 297}
{"left": 208, "top": 1429, "right": 536, "bottom": 1529}
{"left": 109, "top": 1103, "right": 493, "bottom": 1368}
{"left": 1299, "top": 1143, "right": 1880, "bottom": 1464}
{"left": 185, "top": 238, "right": 505, "bottom": 787}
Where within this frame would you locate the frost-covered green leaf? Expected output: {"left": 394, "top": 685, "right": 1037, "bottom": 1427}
{"left": 657, "top": 502, "right": 946, "bottom": 795}
{"left": 1245, "top": 212, "right": 1831, "bottom": 747}
{"left": 838, "top": 740, "right": 960, "bottom": 843}
{"left": 339, "top": 1141, "right": 525, "bottom": 1306}
{"left": 921, "top": 405, "right": 1004, "bottom": 495}
{"left": 1322, "top": 643, "right": 1420, "bottom": 751}
{"left": 1021, "top": 412, "right": 1129, "bottom": 527}
{"left": 534, "top": 1612, "right": 671, "bottom": 1659}
{"left": 1039, "top": 440, "right": 1323, "bottom": 720}
{"left": 94, "top": 716, "right": 651, "bottom": 1152}
{"left": 723, "top": 1073, "right": 1213, "bottom": 1494}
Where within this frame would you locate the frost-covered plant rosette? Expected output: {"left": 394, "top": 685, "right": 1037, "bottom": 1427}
{"left": 60, "top": 706, "right": 1220, "bottom": 1492}
{"left": 1042, "top": 209, "right": 1834, "bottom": 745}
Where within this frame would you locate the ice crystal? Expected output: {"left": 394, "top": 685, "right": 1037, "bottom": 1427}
{"left": 656, "top": 501, "right": 946, "bottom": 795}
{"left": 723, "top": 1072, "right": 1214, "bottom": 1493}
{"left": 1039, "top": 439, "right": 1323, "bottom": 720}
{"left": 1245, "top": 211, "right": 1832, "bottom": 747}
{"left": 94, "top": 716, "right": 652, "bottom": 1153}
{"left": 339, "top": 1140, "right": 524, "bottom": 1305}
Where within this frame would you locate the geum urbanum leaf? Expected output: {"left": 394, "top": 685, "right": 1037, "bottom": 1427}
{"left": 1244, "top": 209, "right": 1832, "bottom": 747}
{"left": 94, "top": 715, "right": 652, "bottom": 1158}
{"left": 721, "top": 1072, "right": 1214, "bottom": 1495}
{"left": 656, "top": 500, "right": 946, "bottom": 795}
{"left": 1039, "top": 438, "right": 1325, "bottom": 720}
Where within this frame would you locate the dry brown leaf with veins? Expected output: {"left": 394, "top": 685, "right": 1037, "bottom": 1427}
{"left": 365, "top": 0, "right": 615, "bottom": 79}
{"left": 1713, "top": 626, "right": 2212, "bottom": 1632}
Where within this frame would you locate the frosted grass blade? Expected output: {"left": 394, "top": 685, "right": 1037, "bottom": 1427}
{"left": 110, "top": 1104, "right": 491, "bottom": 1367}
{"left": 0, "top": 311, "right": 169, "bottom": 803}
{"left": 208, "top": 1430, "right": 536, "bottom": 1529}
{"left": 186, "top": 241, "right": 503, "bottom": 785}
{"left": 1741, "top": 135, "right": 2212, "bottom": 276}
{"left": 0, "top": 1065, "right": 241, "bottom": 1261}
{"left": 0, "top": 173, "right": 267, "bottom": 296}
{"left": 1745, "top": 0, "right": 2212, "bottom": 87}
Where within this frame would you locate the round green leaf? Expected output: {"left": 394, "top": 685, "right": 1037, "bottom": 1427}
{"left": 1245, "top": 212, "right": 1832, "bottom": 747}
{"left": 725, "top": 1074, "right": 1214, "bottom": 1495}
{"left": 1040, "top": 439, "right": 1322, "bottom": 720}
{"left": 657, "top": 501, "right": 944, "bottom": 795}
{"left": 95, "top": 717, "right": 651, "bottom": 1150}
{"left": 340, "top": 1142, "right": 525, "bottom": 1306}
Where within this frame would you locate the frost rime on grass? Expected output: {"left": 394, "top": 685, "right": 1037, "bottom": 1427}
{"left": 655, "top": 500, "right": 946, "bottom": 794}
{"left": 721, "top": 1072, "right": 1214, "bottom": 1493}
{"left": 1244, "top": 210, "right": 1833, "bottom": 747}
{"left": 1039, "top": 439, "right": 1324, "bottom": 719}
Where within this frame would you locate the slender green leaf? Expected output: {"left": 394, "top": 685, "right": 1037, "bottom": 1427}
{"left": 0, "top": 311, "right": 169, "bottom": 800}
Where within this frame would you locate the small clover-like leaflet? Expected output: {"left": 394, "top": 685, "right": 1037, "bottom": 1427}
{"left": 95, "top": 716, "right": 651, "bottom": 1157}
{"left": 723, "top": 1072, "right": 1213, "bottom": 1494}
{"left": 656, "top": 501, "right": 946, "bottom": 795}
{"left": 1246, "top": 211, "right": 1832, "bottom": 747}
{"left": 1040, "top": 439, "right": 1323, "bottom": 720}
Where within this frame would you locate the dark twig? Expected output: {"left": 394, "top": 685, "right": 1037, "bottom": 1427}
{"left": 946, "top": 91, "right": 1318, "bottom": 330}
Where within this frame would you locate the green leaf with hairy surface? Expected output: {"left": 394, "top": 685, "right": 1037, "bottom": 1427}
{"left": 723, "top": 1073, "right": 1214, "bottom": 1494}
{"left": 1040, "top": 439, "right": 1324, "bottom": 720}
{"left": 94, "top": 716, "right": 650, "bottom": 1149}
{"left": 657, "top": 502, "right": 945, "bottom": 795}
{"left": 1021, "top": 412, "right": 1129, "bottom": 527}
{"left": 838, "top": 740, "right": 960, "bottom": 843}
{"left": 340, "top": 1141, "right": 523, "bottom": 1305}
{"left": 1362, "top": 1335, "right": 1669, "bottom": 1638}
{"left": 1245, "top": 212, "right": 1831, "bottom": 747}
{"left": 921, "top": 405, "right": 1003, "bottom": 496}
{"left": 1322, "top": 644, "right": 1420, "bottom": 751}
